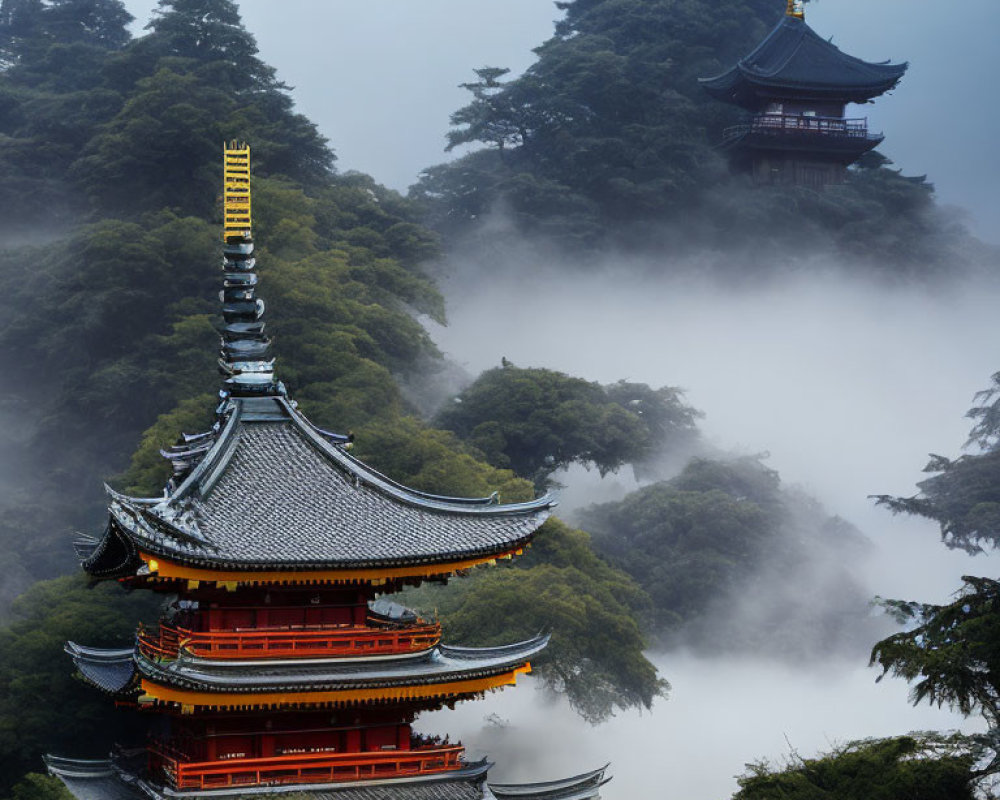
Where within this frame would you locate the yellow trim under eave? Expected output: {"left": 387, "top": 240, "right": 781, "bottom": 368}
{"left": 137, "top": 547, "right": 525, "bottom": 586}
{"left": 140, "top": 665, "right": 531, "bottom": 712}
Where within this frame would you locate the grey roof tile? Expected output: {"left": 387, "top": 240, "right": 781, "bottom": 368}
{"left": 47, "top": 757, "right": 490, "bottom": 800}
{"left": 701, "top": 16, "right": 907, "bottom": 108}
{"left": 100, "top": 400, "right": 553, "bottom": 572}
{"left": 66, "top": 636, "right": 548, "bottom": 696}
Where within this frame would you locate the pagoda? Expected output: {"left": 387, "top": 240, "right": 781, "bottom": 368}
{"left": 699, "top": 0, "right": 907, "bottom": 187}
{"left": 45, "top": 143, "right": 609, "bottom": 800}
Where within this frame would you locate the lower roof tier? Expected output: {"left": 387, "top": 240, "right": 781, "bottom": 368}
{"left": 722, "top": 127, "right": 884, "bottom": 164}
{"left": 67, "top": 636, "right": 547, "bottom": 712}
{"left": 78, "top": 397, "right": 555, "bottom": 582}
{"left": 45, "top": 757, "right": 608, "bottom": 800}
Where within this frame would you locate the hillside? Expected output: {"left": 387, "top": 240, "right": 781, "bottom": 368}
{"left": 413, "top": 0, "right": 993, "bottom": 277}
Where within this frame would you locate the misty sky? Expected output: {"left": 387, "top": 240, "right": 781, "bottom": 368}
{"left": 123, "top": 0, "right": 999, "bottom": 242}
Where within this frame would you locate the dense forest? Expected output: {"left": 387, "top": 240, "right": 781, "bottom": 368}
{"left": 0, "top": 0, "right": 996, "bottom": 798}
{"left": 414, "top": 0, "right": 992, "bottom": 276}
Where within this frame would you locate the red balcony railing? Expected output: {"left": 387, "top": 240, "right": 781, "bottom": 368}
{"left": 137, "top": 621, "right": 441, "bottom": 661}
{"left": 150, "top": 744, "right": 465, "bottom": 790}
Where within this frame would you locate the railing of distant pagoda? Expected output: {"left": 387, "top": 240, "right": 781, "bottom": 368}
{"left": 152, "top": 744, "right": 466, "bottom": 790}
{"left": 137, "top": 622, "right": 441, "bottom": 661}
{"left": 722, "top": 115, "right": 877, "bottom": 144}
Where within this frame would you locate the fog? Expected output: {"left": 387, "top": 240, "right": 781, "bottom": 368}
{"left": 419, "top": 652, "right": 983, "bottom": 799}
{"left": 420, "top": 253, "right": 998, "bottom": 797}
{"left": 430, "top": 260, "right": 996, "bottom": 602}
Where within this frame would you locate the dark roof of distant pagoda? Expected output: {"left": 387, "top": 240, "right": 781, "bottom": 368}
{"left": 46, "top": 757, "right": 609, "bottom": 800}
{"left": 79, "top": 396, "right": 555, "bottom": 577}
{"left": 66, "top": 636, "right": 549, "bottom": 696}
{"left": 700, "top": 16, "right": 907, "bottom": 109}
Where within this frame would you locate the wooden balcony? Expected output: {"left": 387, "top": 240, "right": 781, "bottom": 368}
{"left": 723, "top": 114, "right": 880, "bottom": 145}
{"left": 150, "top": 743, "right": 465, "bottom": 790}
{"left": 137, "top": 621, "right": 441, "bottom": 661}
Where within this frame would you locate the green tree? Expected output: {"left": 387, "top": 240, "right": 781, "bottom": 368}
{"left": 446, "top": 67, "right": 524, "bottom": 158}
{"left": 144, "top": 0, "right": 275, "bottom": 92}
{"left": 406, "top": 517, "right": 665, "bottom": 722}
{"left": 734, "top": 734, "right": 982, "bottom": 800}
{"left": 414, "top": 0, "right": 982, "bottom": 274}
{"left": 5, "top": 773, "right": 72, "bottom": 800}
{"left": 583, "top": 456, "right": 874, "bottom": 653}
{"left": 0, "top": 577, "right": 160, "bottom": 793}
{"left": 434, "top": 365, "right": 700, "bottom": 486}
{"left": 870, "top": 370, "right": 1000, "bottom": 768}
{"left": 40, "top": 0, "right": 131, "bottom": 50}
{"left": 871, "top": 576, "right": 1000, "bottom": 727}
{"left": 875, "top": 372, "right": 1000, "bottom": 554}
{"left": 0, "top": 0, "right": 46, "bottom": 68}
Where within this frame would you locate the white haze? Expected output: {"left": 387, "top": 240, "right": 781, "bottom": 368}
{"left": 430, "top": 260, "right": 996, "bottom": 602}
{"left": 420, "top": 253, "right": 999, "bottom": 797}
{"left": 419, "top": 654, "right": 984, "bottom": 800}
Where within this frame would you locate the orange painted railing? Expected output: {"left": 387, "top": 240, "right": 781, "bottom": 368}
{"left": 152, "top": 744, "right": 465, "bottom": 790}
{"left": 138, "top": 622, "right": 441, "bottom": 661}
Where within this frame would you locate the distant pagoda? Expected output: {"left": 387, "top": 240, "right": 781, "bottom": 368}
{"left": 700, "top": 0, "right": 907, "bottom": 187}
{"left": 45, "top": 142, "right": 609, "bottom": 800}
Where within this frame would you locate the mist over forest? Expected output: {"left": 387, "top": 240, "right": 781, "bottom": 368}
{"left": 0, "top": 1, "right": 998, "bottom": 799}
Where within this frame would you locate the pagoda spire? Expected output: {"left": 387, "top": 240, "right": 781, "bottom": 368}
{"left": 48, "top": 138, "right": 607, "bottom": 800}
{"left": 218, "top": 141, "right": 281, "bottom": 397}
{"left": 786, "top": 0, "right": 804, "bottom": 20}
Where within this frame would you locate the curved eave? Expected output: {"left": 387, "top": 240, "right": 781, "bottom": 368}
{"left": 700, "top": 67, "right": 905, "bottom": 110}
{"left": 700, "top": 16, "right": 906, "bottom": 110}
{"left": 489, "top": 765, "right": 610, "bottom": 800}
{"left": 723, "top": 129, "right": 884, "bottom": 162}
{"left": 65, "top": 642, "right": 137, "bottom": 694}
{"left": 136, "top": 634, "right": 548, "bottom": 694}
{"left": 104, "top": 497, "right": 549, "bottom": 578}
{"left": 139, "top": 665, "right": 532, "bottom": 711}
{"left": 81, "top": 517, "right": 143, "bottom": 580}
{"left": 94, "top": 395, "right": 555, "bottom": 578}
{"left": 128, "top": 539, "right": 536, "bottom": 585}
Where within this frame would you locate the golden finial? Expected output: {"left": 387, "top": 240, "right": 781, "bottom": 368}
{"left": 222, "top": 140, "right": 251, "bottom": 242}
{"left": 786, "top": 0, "right": 804, "bottom": 19}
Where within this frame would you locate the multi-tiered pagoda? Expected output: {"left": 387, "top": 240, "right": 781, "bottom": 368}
{"left": 700, "top": 0, "right": 907, "bottom": 187}
{"left": 45, "top": 142, "right": 608, "bottom": 800}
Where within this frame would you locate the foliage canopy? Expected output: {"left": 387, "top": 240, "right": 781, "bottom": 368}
{"left": 434, "top": 365, "right": 701, "bottom": 487}
{"left": 734, "top": 734, "right": 982, "bottom": 800}
{"left": 874, "top": 372, "right": 1000, "bottom": 554}
{"left": 583, "top": 456, "right": 875, "bottom": 655}
{"left": 405, "top": 517, "right": 664, "bottom": 722}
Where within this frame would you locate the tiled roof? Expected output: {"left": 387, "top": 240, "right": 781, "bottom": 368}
{"left": 701, "top": 16, "right": 906, "bottom": 109}
{"left": 46, "top": 758, "right": 609, "bottom": 800}
{"left": 64, "top": 643, "right": 136, "bottom": 694}
{"left": 45, "top": 757, "right": 490, "bottom": 800}
{"left": 89, "top": 398, "right": 554, "bottom": 576}
{"left": 66, "top": 636, "right": 548, "bottom": 695}
{"left": 488, "top": 766, "right": 610, "bottom": 799}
